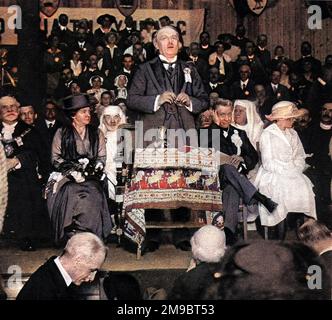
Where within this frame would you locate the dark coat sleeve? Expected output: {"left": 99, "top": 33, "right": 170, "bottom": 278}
{"left": 127, "top": 64, "right": 157, "bottom": 114}
{"left": 239, "top": 130, "right": 258, "bottom": 172}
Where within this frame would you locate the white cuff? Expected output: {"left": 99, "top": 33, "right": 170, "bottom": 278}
{"left": 185, "top": 101, "right": 193, "bottom": 112}
{"left": 15, "top": 161, "right": 21, "bottom": 170}
{"left": 154, "top": 95, "right": 161, "bottom": 112}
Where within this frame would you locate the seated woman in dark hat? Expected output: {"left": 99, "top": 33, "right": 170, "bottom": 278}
{"left": 46, "top": 94, "right": 112, "bottom": 246}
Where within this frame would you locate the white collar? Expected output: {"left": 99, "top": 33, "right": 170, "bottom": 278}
{"left": 320, "top": 247, "right": 332, "bottom": 255}
{"left": 241, "top": 79, "right": 249, "bottom": 86}
{"left": 126, "top": 27, "right": 132, "bottom": 31}
{"left": 320, "top": 122, "right": 332, "bottom": 130}
{"left": 78, "top": 41, "right": 85, "bottom": 46}
{"left": 272, "top": 83, "right": 278, "bottom": 88}
{"left": 54, "top": 257, "right": 72, "bottom": 287}
{"left": 3, "top": 121, "right": 17, "bottom": 129}
{"left": 123, "top": 68, "right": 131, "bottom": 73}
{"left": 209, "top": 82, "right": 218, "bottom": 88}
{"left": 45, "top": 119, "right": 56, "bottom": 125}
{"left": 60, "top": 26, "right": 67, "bottom": 31}
{"left": 159, "top": 54, "right": 177, "bottom": 64}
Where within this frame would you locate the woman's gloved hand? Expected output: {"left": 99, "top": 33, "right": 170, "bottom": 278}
{"left": 70, "top": 171, "right": 85, "bottom": 183}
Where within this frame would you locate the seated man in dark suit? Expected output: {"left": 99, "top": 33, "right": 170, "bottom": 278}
{"left": 16, "top": 232, "right": 107, "bottom": 300}
{"left": 201, "top": 99, "right": 277, "bottom": 243}
{"left": 230, "top": 64, "right": 256, "bottom": 101}
{"left": 205, "top": 67, "right": 230, "bottom": 100}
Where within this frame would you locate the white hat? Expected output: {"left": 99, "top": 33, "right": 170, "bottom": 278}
{"left": 190, "top": 225, "right": 226, "bottom": 263}
{"left": 266, "top": 101, "right": 302, "bottom": 121}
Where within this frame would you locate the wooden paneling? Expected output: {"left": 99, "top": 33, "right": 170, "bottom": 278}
{"left": 0, "top": 0, "right": 331, "bottom": 60}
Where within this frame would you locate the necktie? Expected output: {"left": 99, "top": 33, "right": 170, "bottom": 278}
{"left": 273, "top": 85, "right": 277, "bottom": 94}
{"left": 242, "top": 83, "right": 246, "bottom": 91}
{"left": 167, "top": 64, "right": 174, "bottom": 78}
{"left": 48, "top": 123, "right": 53, "bottom": 129}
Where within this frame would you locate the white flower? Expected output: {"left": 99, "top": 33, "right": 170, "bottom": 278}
{"left": 231, "top": 130, "right": 243, "bottom": 155}
{"left": 184, "top": 67, "right": 192, "bottom": 83}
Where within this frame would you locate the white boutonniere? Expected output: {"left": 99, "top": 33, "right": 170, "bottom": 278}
{"left": 231, "top": 129, "right": 243, "bottom": 155}
{"left": 184, "top": 67, "right": 192, "bottom": 83}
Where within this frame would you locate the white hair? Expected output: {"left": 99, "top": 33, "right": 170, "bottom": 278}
{"left": 0, "top": 96, "right": 20, "bottom": 108}
{"left": 63, "top": 232, "right": 107, "bottom": 264}
{"left": 191, "top": 225, "right": 226, "bottom": 263}
{"left": 153, "top": 26, "right": 180, "bottom": 47}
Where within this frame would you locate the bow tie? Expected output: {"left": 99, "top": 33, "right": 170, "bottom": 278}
{"left": 160, "top": 59, "right": 176, "bottom": 67}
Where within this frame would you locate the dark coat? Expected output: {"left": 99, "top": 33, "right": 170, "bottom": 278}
{"left": 16, "top": 256, "right": 74, "bottom": 300}
{"left": 70, "top": 41, "right": 94, "bottom": 62}
{"left": 127, "top": 57, "right": 208, "bottom": 147}
{"left": 0, "top": 121, "right": 45, "bottom": 239}
{"left": 186, "top": 57, "right": 209, "bottom": 85}
{"left": 230, "top": 79, "right": 256, "bottom": 101}
{"left": 205, "top": 82, "right": 231, "bottom": 100}
{"left": 202, "top": 123, "right": 258, "bottom": 174}
{"left": 321, "top": 250, "right": 332, "bottom": 289}
{"left": 265, "top": 83, "right": 290, "bottom": 101}
{"left": 169, "top": 262, "right": 220, "bottom": 300}
{"left": 103, "top": 46, "right": 123, "bottom": 75}
{"left": 34, "top": 118, "right": 62, "bottom": 178}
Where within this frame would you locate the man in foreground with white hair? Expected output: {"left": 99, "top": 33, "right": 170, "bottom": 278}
{"left": 16, "top": 232, "right": 107, "bottom": 300}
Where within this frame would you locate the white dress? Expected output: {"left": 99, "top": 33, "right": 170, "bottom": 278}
{"left": 254, "top": 123, "right": 316, "bottom": 226}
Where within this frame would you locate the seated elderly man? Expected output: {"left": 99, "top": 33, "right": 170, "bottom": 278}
{"left": 201, "top": 98, "right": 277, "bottom": 243}
{"left": 16, "top": 232, "right": 107, "bottom": 300}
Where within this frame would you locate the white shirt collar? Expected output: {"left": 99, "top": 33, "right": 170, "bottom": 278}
{"left": 209, "top": 82, "right": 218, "bottom": 88}
{"left": 241, "top": 79, "right": 249, "bottom": 86}
{"left": 123, "top": 68, "right": 131, "bottom": 74}
{"left": 54, "top": 257, "right": 72, "bottom": 287}
{"left": 159, "top": 54, "right": 177, "bottom": 64}
{"left": 60, "top": 26, "right": 67, "bottom": 31}
{"left": 320, "top": 246, "right": 332, "bottom": 255}
{"left": 45, "top": 119, "right": 56, "bottom": 126}
{"left": 3, "top": 121, "right": 17, "bottom": 129}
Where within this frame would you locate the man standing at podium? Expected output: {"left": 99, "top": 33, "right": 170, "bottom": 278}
{"left": 127, "top": 26, "right": 208, "bottom": 253}
{"left": 127, "top": 25, "right": 208, "bottom": 148}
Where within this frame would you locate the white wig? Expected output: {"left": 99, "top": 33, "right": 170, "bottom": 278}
{"left": 191, "top": 225, "right": 226, "bottom": 263}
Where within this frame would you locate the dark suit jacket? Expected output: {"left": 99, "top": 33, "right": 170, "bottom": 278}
{"left": 202, "top": 123, "right": 258, "bottom": 174}
{"left": 169, "top": 262, "right": 220, "bottom": 300}
{"left": 205, "top": 82, "right": 231, "bottom": 100}
{"left": 16, "top": 256, "right": 74, "bottom": 300}
{"left": 186, "top": 57, "right": 209, "bottom": 85}
{"left": 103, "top": 46, "right": 123, "bottom": 75}
{"left": 230, "top": 79, "right": 256, "bottom": 101}
{"left": 70, "top": 41, "right": 94, "bottom": 62}
{"left": 265, "top": 83, "right": 290, "bottom": 101}
{"left": 127, "top": 57, "right": 208, "bottom": 146}
{"left": 321, "top": 250, "right": 332, "bottom": 290}
{"left": 34, "top": 118, "right": 62, "bottom": 176}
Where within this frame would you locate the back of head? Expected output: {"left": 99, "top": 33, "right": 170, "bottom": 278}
{"left": 191, "top": 225, "right": 226, "bottom": 263}
{"left": 103, "top": 272, "right": 141, "bottom": 300}
{"left": 297, "top": 220, "right": 332, "bottom": 246}
{"left": 63, "top": 232, "right": 107, "bottom": 265}
{"left": 202, "top": 240, "right": 330, "bottom": 300}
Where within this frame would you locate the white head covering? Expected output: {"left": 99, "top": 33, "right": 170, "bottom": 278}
{"left": 190, "top": 225, "right": 226, "bottom": 263}
{"left": 99, "top": 105, "right": 126, "bottom": 135}
{"left": 99, "top": 106, "right": 126, "bottom": 200}
{"left": 233, "top": 99, "right": 264, "bottom": 150}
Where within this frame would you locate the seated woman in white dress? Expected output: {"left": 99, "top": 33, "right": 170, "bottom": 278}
{"left": 233, "top": 99, "right": 264, "bottom": 222}
{"left": 255, "top": 101, "right": 316, "bottom": 240}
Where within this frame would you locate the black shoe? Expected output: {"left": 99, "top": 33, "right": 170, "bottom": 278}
{"left": 175, "top": 240, "right": 191, "bottom": 251}
{"left": 254, "top": 192, "right": 278, "bottom": 213}
{"left": 142, "top": 240, "right": 160, "bottom": 255}
{"left": 20, "top": 239, "right": 36, "bottom": 251}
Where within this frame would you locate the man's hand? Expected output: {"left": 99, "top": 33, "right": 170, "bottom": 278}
{"left": 158, "top": 91, "right": 176, "bottom": 106}
{"left": 175, "top": 93, "right": 191, "bottom": 108}
{"left": 6, "top": 157, "right": 19, "bottom": 172}
{"left": 229, "top": 155, "right": 244, "bottom": 169}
